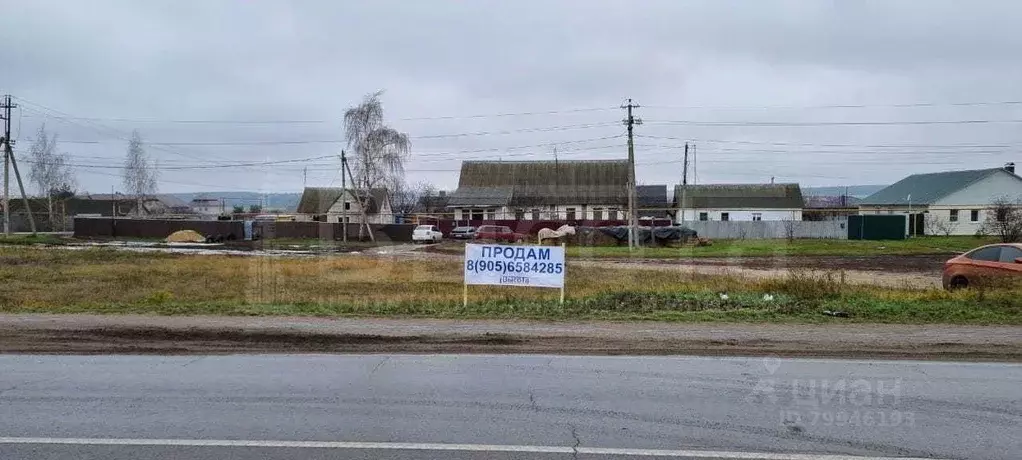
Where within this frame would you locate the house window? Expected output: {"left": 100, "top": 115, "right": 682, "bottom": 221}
{"left": 514, "top": 209, "right": 524, "bottom": 220}
{"left": 949, "top": 209, "right": 959, "bottom": 222}
{"left": 471, "top": 209, "right": 483, "bottom": 221}
{"left": 752, "top": 213, "right": 762, "bottom": 221}
{"left": 608, "top": 208, "right": 618, "bottom": 220}
{"left": 566, "top": 207, "right": 576, "bottom": 220}
{"left": 592, "top": 207, "right": 603, "bottom": 220}
{"left": 720, "top": 212, "right": 730, "bottom": 221}
{"left": 531, "top": 209, "right": 540, "bottom": 220}
{"left": 971, "top": 209, "right": 980, "bottom": 222}
{"left": 699, "top": 212, "right": 708, "bottom": 221}
{"left": 485, "top": 208, "right": 495, "bottom": 220}
{"left": 344, "top": 201, "right": 351, "bottom": 210}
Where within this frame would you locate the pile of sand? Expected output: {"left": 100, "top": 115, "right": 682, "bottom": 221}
{"left": 166, "top": 230, "right": 206, "bottom": 243}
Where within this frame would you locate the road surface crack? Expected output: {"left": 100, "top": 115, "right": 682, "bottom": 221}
{"left": 528, "top": 391, "right": 537, "bottom": 411}
{"left": 568, "top": 423, "right": 581, "bottom": 459}
{"left": 370, "top": 356, "right": 390, "bottom": 379}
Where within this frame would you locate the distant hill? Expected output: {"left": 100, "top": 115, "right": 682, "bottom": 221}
{"left": 802, "top": 185, "right": 887, "bottom": 198}
{"left": 170, "top": 192, "right": 302, "bottom": 212}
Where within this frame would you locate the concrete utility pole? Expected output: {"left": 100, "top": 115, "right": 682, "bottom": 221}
{"left": 2, "top": 95, "right": 35, "bottom": 235}
{"left": 2, "top": 101, "right": 8, "bottom": 236}
{"left": 340, "top": 150, "right": 347, "bottom": 243}
{"left": 680, "top": 142, "right": 689, "bottom": 224}
{"left": 621, "top": 99, "right": 641, "bottom": 249}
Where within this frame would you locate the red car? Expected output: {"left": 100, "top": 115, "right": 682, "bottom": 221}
{"left": 942, "top": 243, "right": 1022, "bottom": 290}
{"left": 474, "top": 225, "right": 526, "bottom": 243}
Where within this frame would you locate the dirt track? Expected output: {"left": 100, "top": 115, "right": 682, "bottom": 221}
{"left": 2, "top": 315, "right": 1020, "bottom": 361}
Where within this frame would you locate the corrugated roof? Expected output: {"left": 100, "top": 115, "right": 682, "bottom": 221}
{"left": 675, "top": 183, "right": 804, "bottom": 209}
{"left": 296, "top": 187, "right": 388, "bottom": 214}
{"left": 858, "top": 168, "right": 1012, "bottom": 206}
{"left": 449, "top": 160, "right": 629, "bottom": 207}
{"left": 446, "top": 186, "right": 514, "bottom": 207}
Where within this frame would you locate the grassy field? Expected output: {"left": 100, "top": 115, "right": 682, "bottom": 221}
{"left": 0, "top": 246, "right": 1018, "bottom": 324}
{"left": 565, "top": 236, "right": 999, "bottom": 259}
{"left": 0, "top": 234, "right": 69, "bottom": 246}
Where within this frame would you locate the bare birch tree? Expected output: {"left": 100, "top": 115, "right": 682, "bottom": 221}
{"left": 343, "top": 91, "right": 410, "bottom": 238}
{"left": 122, "top": 130, "right": 159, "bottom": 216}
{"left": 28, "top": 124, "right": 76, "bottom": 227}
{"left": 981, "top": 197, "right": 1022, "bottom": 242}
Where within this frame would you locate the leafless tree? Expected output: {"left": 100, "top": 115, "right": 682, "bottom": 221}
{"left": 415, "top": 181, "right": 443, "bottom": 213}
{"left": 28, "top": 124, "right": 76, "bottom": 227}
{"left": 390, "top": 180, "right": 441, "bottom": 217}
{"left": 782, "top": 218, "right": 798, "bottom": 242}
{"left": 924, "top": 213, "right": 959, "bottom": 236}
{"left": 981, "top": 197, "right": 1022, "bottom": 242}
{"left": 343, "top": 91, "right": 410, "bottom": 239}
{"left": 122, "top": 130, "right": 159, "bottom": 216}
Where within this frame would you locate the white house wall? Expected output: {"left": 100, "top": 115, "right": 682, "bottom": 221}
{"left": 678, "top": 209, "right": 802, "bottom": 222}
{"left": 323, "top": 190, "right": 393, "bottom": 224}
{"left": 450, "top": 204, "right": 627, "bottom": 221}
{"left": 932, "top": 170, "right": 1022, "bottom": 206}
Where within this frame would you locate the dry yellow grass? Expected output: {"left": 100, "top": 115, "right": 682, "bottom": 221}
{"left": 0, "top": 247, "right": 699, "bottom": 309}
{"left": 2, "top": 247, "right": 1019, "bottom": 324}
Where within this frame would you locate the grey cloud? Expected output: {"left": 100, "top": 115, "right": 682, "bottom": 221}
{"left": 1, "top": 0, "right": 1020, "bottom": 194}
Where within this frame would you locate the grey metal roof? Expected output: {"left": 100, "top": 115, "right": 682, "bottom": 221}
{"left": 675, "top": 183, "right": 804, "bottom": 209}
{"left": 859, "top": 168, "right": 1008, "bottom": 206}
{"left": 448, "top": 160, "right": 629, "bottom": 207}
{"left": 446, "top": 186, "right": 513, "bottom": 207}
{"left": 637, "top": 185, "right": 668, "bottom": 208}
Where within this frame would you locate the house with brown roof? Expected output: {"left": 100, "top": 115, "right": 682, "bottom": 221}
{"left": 295, "top": 187, "right": 393, "bottom": 224}
{"left": 446, "top": 160, "right": 629, "bottom": 220}
{"left": 675, "top": 183, "right": 804, "bottom": 222}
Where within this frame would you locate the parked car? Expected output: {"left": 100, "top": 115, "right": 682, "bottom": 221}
{"left": 942, "top": 243, "right": 1022, "bottom": 290}
{"left": 474, "top": 225, "right": 526, "bottom": 243}
{"left": 449, "top": 226, "right": 477, "bottom": 240}
{"left": 411, "top": 225, "right": 443, "bottom": 244}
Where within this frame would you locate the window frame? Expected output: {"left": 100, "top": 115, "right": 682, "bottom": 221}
{"left": 971, "top": 209, "right": 980, "bottom": 222}
{"left": 698, "top": 212, "right": 709, "bottom": 221}
{"left": 966, "top": 246, "right": 1003, "bottom": 262}
{"left": 752, "top": 213, "right": 762, "bottom": 222}
{"left": 949, "top": 209, "right": 959, "bottom": 222}
{"left": 720, "top": 212, "right": 730, "bottom": 222}
{"left": 998, "top": 246, "right": 1022, "bottom": 263}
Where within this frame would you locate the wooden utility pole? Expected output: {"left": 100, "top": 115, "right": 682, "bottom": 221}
{"left": 680, "top": 142, "right": 689, "bottom": 224}
{"left": 621, "top": 99, "right": 641, "bottom": 249}
{"left": 1, "top": 95, "right": 35, "bottom": 235}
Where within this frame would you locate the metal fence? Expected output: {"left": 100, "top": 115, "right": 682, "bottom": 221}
{"left": 683, "top": 220, "right": 848, "bottom": 239}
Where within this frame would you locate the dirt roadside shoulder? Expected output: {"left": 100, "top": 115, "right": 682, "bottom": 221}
{"left": 2, "top": 315, "right": 1020, "bottom": 362}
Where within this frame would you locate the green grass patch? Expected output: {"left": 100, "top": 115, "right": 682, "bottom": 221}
{"left": 0, "top": 234, "right": 69, "bottom": 246}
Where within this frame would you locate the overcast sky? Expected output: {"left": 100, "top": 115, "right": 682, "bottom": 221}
{"left": 3, "top": 0, "right": 1022, "bottom": 195}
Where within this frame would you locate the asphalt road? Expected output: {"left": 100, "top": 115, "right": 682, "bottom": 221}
{"left": 0, "top": 355, "right": 1019, "bottom": 460}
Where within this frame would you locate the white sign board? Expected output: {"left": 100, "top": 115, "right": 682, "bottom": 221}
{"left": 464, "top": 243, "right": 565, "bottom": 288}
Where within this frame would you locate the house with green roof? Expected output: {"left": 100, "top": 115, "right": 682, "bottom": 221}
{"left": 858, "top": 164, "right": 1022, "bottom": 235}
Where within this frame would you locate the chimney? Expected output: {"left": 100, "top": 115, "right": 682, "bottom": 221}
{"left": 1005, "top": 162, "right": 1016, "bottom": 174}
